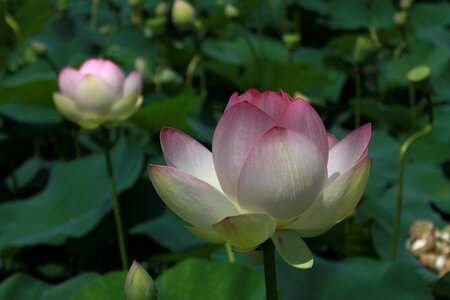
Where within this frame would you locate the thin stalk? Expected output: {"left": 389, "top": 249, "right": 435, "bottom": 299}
{"left": 262, "top": 240, "right": 278, "bottom": 300}
{"left": 186, "top": 54, "right": 201, "bottom": 87}
{"left": 100, "top": 127, "right": 128, "bottom": 270}
{"left": 72, "top": 127, "right": 81, "bottom": 158}
{"left": 354, "top": 66, "right": 362, "bottom": 128}
{"left": 225, "top": 243, "right": 235, "bottom": 263}
{"left": 390, "top": 124, "right": 432, "bottom": 259}
{"left": 391, "top": 86, "right": 434, "bottom": 259}
{"left": 90, "top": 0, "right": 100, "bottom": 30}
{"left": 408, "top": 84, "right": 416, "bottom": 128}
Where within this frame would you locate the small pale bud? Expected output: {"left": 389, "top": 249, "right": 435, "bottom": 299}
{"left": 407, "top": 65, "right": 431, "bottom": 84}
{"left": 125, "top": 261, "right": 156, "bottom": 300}
{"left": 399, "top": 0, "right": 413, "bottom": 10}
{"left": 394, "top": 11, "right": 408, "bottom": 26}
{"left": 224, "top": 4, "right": 239, "bottom": 18}
{"left": 172, "top": 0, "right": 195, "bottom": 31}
{"left": 353, "top": 36, "right": 379, "bottom": 64}
{"left": 282, "top": 33, "right": 301, "bottom": 50}
{"left": 30, "top": 42, "right": 47, "bottom": 56}
{"left": 155, "top": 2, "right": 169, "bottom": 16}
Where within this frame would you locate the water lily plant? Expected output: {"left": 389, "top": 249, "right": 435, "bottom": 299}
{"left": 148, "top": 89, "right": 371, "bottom": 270}
{"left": 54, "top": 58, "right": 142, "bottom": 129}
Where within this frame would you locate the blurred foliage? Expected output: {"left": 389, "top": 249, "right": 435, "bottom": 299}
{"left": 0, "top": 0, "right": 449, "bottom": 299}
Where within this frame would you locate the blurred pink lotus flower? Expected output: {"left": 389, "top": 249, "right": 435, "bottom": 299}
{"left": 53, "top": 58, "right": 142, "bottom": 129}
{"left": 148, "top": 89, "right": 371, "bottom": 268}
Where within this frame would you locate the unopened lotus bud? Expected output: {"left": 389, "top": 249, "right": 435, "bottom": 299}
{"left": 394, "top": 11, "right": 408, "bottom": 26}
{"left": 30, "top": 42, "right": 47, "bottom": 56}
{"left": 282, "top": 33, "right": 301, "bottom": 50}
{"left": 407, "top": 65, "right": 431, "bottom": 84}
{"left": 224, "top": 4, "right": 239, "bottom": 18}
{"left": 172, "top": 0, "right": 195, "bottom": 31}
{"left": 125, "top": 261, "right": 156, "bottom": 300}
{"left": 400, "top": 0, "right": 413, "bottom": 10}
{"left": 155, "top": 2, "right": 169, "bottom": 16}
{"left": 53, "top": 58, "right": 143, "bottom": 129}
{"left": 353, "top": 36, "right": 379, "bottom": 64}
{"left": 128, "top": 0, "right": 141, "bottom": 6}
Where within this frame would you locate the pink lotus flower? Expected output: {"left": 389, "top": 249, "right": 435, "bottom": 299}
{"left": 148, "top": 89, "right": 371, "bottom": 268}
{"left": 53, "top": 59, "right": 143, "bottom": 129}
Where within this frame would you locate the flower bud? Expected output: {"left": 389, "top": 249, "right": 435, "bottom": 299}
{"left": 171, "top": 0, "right": 195, "bottom": 31}
{"left": 353, "top": 36, "right": 379, "bottom": 64}
{"left": 394, "top": 11, "right": 408, "bottom": 26}
{"left": 400, "top": 0, "right": 413, "bottom": 10}
{"left": 53, "top": 58, "right": 143, "bottom": 129}
{"left": 155, "top": 2, "right": 169, "bottom": 16}
{"left": 282, "top": 33, "right": 301, "bottom": 50}
{"left": 407, "top": 65, "right": 431, "bottom": 84}
{"left": 30, "top": 41, "right": 47, "bottom": 57}
{"left": 125, "top": 261, "right": 156, "bottom": 300}
{"left": 224, "top": 4, "right": 239, "bottom": 19}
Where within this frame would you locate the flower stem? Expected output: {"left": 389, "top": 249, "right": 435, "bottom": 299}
{"left": 100, "top": 127, "right": 128, "bottom": 270}
{"left": 408, "top": 84, "right": 416, "bottom": 128}
{"left": 90, "top": 0, "right": 100, "bottom": 30}
{"left": 225, "top": 243, "right": 235, "bottom": 263}
{"left": 390, "top": 124, "right": 432, "bottom": 260}
{"left": 262, "top": 239, "right": 278, "bottom": 300}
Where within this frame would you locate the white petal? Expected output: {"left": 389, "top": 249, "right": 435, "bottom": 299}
{"left": 278, "top": 99, "right": 328, "bottom": 163}
{"left": 212, "top": 213, "right": 276, "bottom": 249}
{"left": 53, "top": 93, "right": 102, "bottom": 129}
{"left": 249, "top": 91, "right": 290, "bottom": 120}
{"left": 287, "top": 156, "right": 371, "bottom": 237}
{"left": 237, "top": 127, "right": 327, "bottom": 220}
{"left": 123, "top": 71, "right": 142, "bottom": 98}
{"left": 79, "top": 59, "right": 125, "bottom": 93}
{"left": 212, "top": 101, "right": 275, "bottom": 200}
{"left": 73, "top": 75, "right": 117, "bottom": 114}
{"left": 185, "top": 226, "right": 225, "bottom": 244}
{"left": 147, "top": 165, "right": 239, "bottom": 228}
{"left": 327, "top": 134, "right": 339, "bottom": 149}
{"left": 160, "top": 128, "right": 222, "bottom": 191}
{"left": 272, "top": 230, "right": 314, "bottom": 269}
{"left": 58, "top": 68, "right": 82, "bottom": 100}
{"left": 328, "top": 123, "right": 371, "bottom": 178}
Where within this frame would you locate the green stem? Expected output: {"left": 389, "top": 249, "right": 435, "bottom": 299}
{"left": 262, "top": 240, "right": 278, "bottom": 300}
{"left": 408, "top": 84, "right": 416, "bottom": 128}
{"left": 90, "top": 0, "right": 100, "bottom": 30}
{"left": 354, "top": 66, "right": 362, "bottom": 128}
{"left": 225, "top": 243, "right": 235, "bottom": 263}
{"left": 100, "top": 127, "right": 128, "bottom": 270}
{"left": 390, "top": 124, "right": 432, "bottom": 260}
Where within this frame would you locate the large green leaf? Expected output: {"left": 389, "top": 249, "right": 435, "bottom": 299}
{"left": 325, "top": 0, "right": 395, "bottom": 30}
{"left": 0, "top": 272, "right": 98, "bottom": 300}
{"left": 278, "top": 256, "right": 434, "bottom": 300}
{"left": 132, "top": 89, "right": 204, "bottom": 134}
{"left": 156, "top": 258, "right": 266, "bottom": 300}
{"left": 130, "top": 208, "right": 201, "bottom": 252}
{"left": 0, "top": 138, "right": 144, "bottom": 248}
{"left": 0, "top": 62, "right": 56, "bottom": 106}
{"left": 70, "top": 271, "right": 127, "bottom": 300}
{"left": 0, "top": 273, "right": 49, "bottom": 300}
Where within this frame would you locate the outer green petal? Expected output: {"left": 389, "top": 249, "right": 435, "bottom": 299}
{"left": 287, "top": 156, "right": 371, "bottom": 237}
{"left": 272, "top": 230, "right": 313, "bottom": 269}
{"left": 53, "top": 93, "right": 102, "bottom": 129}
{"left": 109, "top": 93, "right": 142, "bottom": 121}
{"left": 185, "top": 226, "right": 225, "bottom": 244}
{"left": 212, "top": 213, "right": 276, "bottom": 249}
